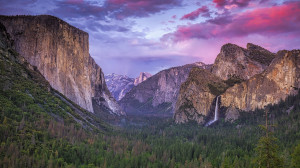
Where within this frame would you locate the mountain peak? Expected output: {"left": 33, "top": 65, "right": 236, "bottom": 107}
{"left": 246, "top": 43, "right": 275, "bottom": 65}
{"left": 140, "top": 72, "right": 152, "bottom": 76}
{"left": 220, "top": 43, "right": 243, "bottom": 52}
{"left": 134, "top": 72, "right": 152, "bottom": 86}
{"left": 246, "top": 43, "right": 271, "bottom": 52}
{"left": 192, "top": 62, "right": 207, "bottom": 67}
{"left": 212, "top": 43, "right": 275, "bottom": 80}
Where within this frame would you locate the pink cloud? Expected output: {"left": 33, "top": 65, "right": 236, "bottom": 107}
{"left": 224, "top": 4, "right": 238, "bottom": 10}
{"left": 213, "top": 0, "right": 227, "bottom": 8}
{"left": 165, "top": 1, "right": 300, "bottom": 41}
{"left": 180, "top": 6, "right": 210, "bottom": 20}
{"left": 213, "top": 0, "right": 251, "bottom": 8}
{"left": 172, "top": 15, "right": 177, "bottom": 19}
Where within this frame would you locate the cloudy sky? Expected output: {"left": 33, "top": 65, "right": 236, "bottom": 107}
{"left": 0, "top": 0, "right": 299, "bottom": 77}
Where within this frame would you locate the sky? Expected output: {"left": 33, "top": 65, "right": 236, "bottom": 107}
{"left": 0, "top": 0, "right": 300, "bottom": 77}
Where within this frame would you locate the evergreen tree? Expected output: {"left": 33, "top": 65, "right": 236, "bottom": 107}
{"left": 221, "top": 157, "right": 231, "bottom": 168}
{"left": 254, "top": 108, "right": 283, "bottom": 168}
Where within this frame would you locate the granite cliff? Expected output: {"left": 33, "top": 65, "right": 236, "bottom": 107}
{"left": 119, "top": 62, "right": 211, "bottom": 115}
{"left": 174, "top": 43, "right": 281, "bottom": 124}
{"left": 174, "top": 68, "right": 226, "bottom": 124}
{"left": 211, "top": 43, "right": 275, "bottom": 80}
{"left": 134, "top": 72, "right": 152, "bottom": 86}
{"left": 0, "top": 15, "right": 124, "bottom": 116}
{"left": 221, "top": 50, "right": 300, "bottom": 120}
{"left": 0, "top": 22, "right": 109, "bottom": 130}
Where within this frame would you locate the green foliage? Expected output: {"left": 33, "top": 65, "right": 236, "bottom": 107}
{"left": 292, "top": 143, "right": 300, "bottom": 168}
{"left": 254, "top": 131, "right": 283, "bottom": 168}
{"left": 208, "top": 82, "right": 228, "bottom": 95}
{"left": 224, "top": 76, "right": 243, "bottom": 87}
{"left": 208, "top": 76, "right": 243, "bottom": 96}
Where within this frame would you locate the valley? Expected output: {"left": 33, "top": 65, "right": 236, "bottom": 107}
{"left": 0, "top": 13, "right": 300, "bottom": 168}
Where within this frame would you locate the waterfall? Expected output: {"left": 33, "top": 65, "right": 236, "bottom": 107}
{"left": 205, "top": 96, "right": 220, "bottom": 126}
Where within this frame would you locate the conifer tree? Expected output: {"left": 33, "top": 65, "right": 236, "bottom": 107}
{"left": 254, "top": 108, "right": 283, "bottom": 168}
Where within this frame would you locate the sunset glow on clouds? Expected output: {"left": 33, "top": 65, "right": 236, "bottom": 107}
{"left": 0, "top": 0, "right": 299, "bottom": 76}
{"left": 165, "top": 1, "right": 300, "bottom": 41}
{"left": 180, "top": 6, "right": 210, "bottom": 20}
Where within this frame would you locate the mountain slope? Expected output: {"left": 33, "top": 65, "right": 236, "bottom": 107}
{"left": 119, "top": 62, "right": 211, "bottom": 115}
{"left": 0, "top": 15, "right": 124, "bottom": 117}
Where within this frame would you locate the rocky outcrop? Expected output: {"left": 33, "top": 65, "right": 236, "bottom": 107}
{"left": 174, "top": 43, "right": 279, "bottom": 124}
{"left": 0, "top": 15, "right": 124, "bottom": 116}
{"left": 119, "top": 62, "right": 211, "bottom": 115}
{"left": 174, "top": 68, "right": 226, "bottom": 124}
{"left": 224, "top": 107, "right": 240, "bottom": 122}
{"left": 211, "top": 43, "right": 275, "bottom": 80}
{"left": 134, "top": 72, "right": 152, "bottom": 86}
{"left": 221, "top": 50, "right": 300, "bottom": 112}
{"left": 105, "top": 73, "right": 134, "bottom": 101}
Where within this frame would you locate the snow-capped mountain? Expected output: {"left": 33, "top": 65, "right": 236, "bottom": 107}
{"left": 105, "top": 73, "right": 135, "bottom": 101}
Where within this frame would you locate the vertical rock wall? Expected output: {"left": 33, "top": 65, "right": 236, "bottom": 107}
{"left": 0, "top": 15, "right": 124, "bottom": 115}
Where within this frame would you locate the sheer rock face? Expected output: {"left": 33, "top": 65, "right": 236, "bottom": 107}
{"left": 0, "top": 15, "right": 124, "bottom": 115}
{"left": 105, "top": 73, "right": 134, "bottom": 101}
{"left": 119, "top": 62, "right": 211, "bottom": 115}
{"left": 175, "top": 47, "right": 300, "bottom": 124}
{"left": 174, "top": 68, "right": 225, "bottom": 124}
{"left": 134, "top": 72, "right": 152, "bottom": 86}
{"left": 211, "top": 43, "right": 275, "bottom": 80}
{"left": 221, "top": 50, "right": 300, "bottom": 112}
{"left": 174, "top": 43, "right": 278, "bottom": 124}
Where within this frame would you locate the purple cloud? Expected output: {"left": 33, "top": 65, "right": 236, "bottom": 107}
{"left": 164, "top": 1, "right": 300, "bottom": 41}
{"left": 180, "top": 6, "right": 210, "bottom": 20}
{"left": 52, "top": 0, "right": 182, "bottom": 20}
{"left": 105, "top": 0, "right": 182, "bottom": 19}
{"left": 213, "top": 0, "right": 252, "bottom": 9}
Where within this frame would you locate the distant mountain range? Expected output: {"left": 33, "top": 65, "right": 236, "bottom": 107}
{"left": 118, "top": 62, "right": 212, "bottom": 115}
{"left": 105, "top": 72, "right": 152, "bottom": 101}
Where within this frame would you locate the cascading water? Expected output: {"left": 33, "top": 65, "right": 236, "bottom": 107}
{"left": 205, "top": 96, "right": 220, "bottom": 126}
